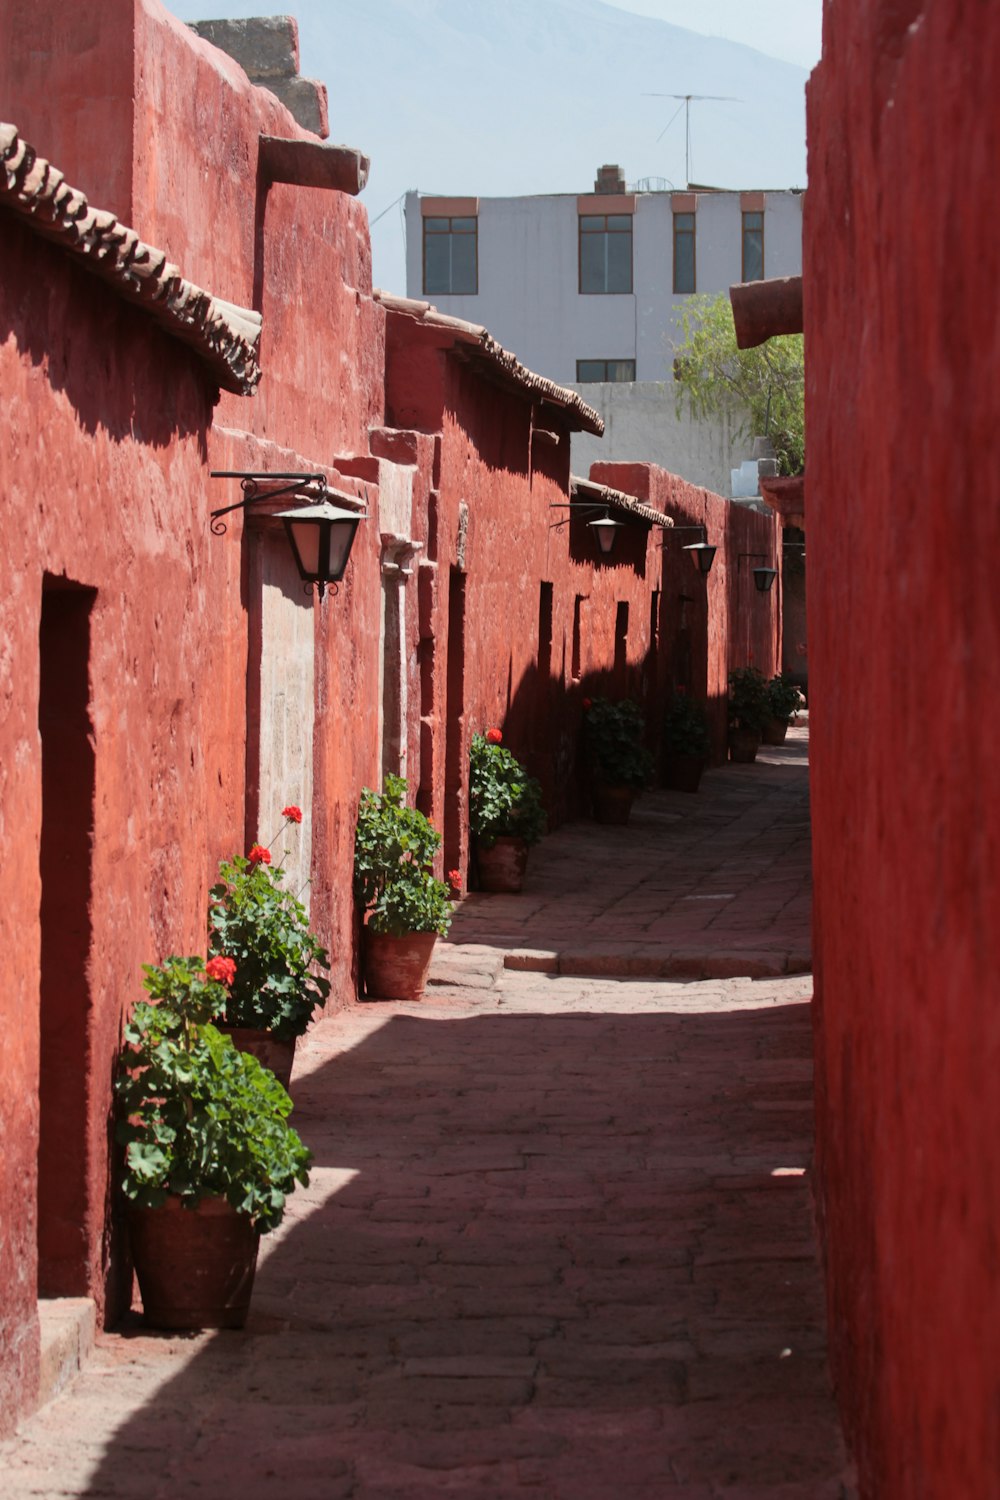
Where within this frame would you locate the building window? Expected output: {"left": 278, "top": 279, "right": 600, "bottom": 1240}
{"left": 423, "top": 216, "right": 478, "bottom": 295}
{"left": 742, "top": 211, "right": 764, "bottom": 282}
{"left": 579, "top": 214, "right": 632, "bottom": 294}
{"left": 576, "top": 359, "right": 636, "bottom": 383}
{"left": 673, "top": 212, "right": 696, "bottom": 293}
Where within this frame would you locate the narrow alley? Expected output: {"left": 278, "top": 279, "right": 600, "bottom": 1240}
{"left": 1, "top": 731, "right": 854, "bottom": 1498}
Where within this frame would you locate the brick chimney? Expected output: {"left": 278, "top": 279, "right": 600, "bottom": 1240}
{"left": 594, "top": 164, "right": 626, "bottom": 194}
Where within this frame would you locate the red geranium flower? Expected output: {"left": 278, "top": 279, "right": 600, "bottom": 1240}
{"left": 282, "top": 805, "right": 303, "bottom": 824}
{"left": 582, "top": 697, "right": 592, "bottom": 710}
{"left": 447, "top": 869, "right": 462, "bottom": 893}
{"left": 486, "top": 728, "right": 503, "bottom": 744}
{"left": 248, "top": 844, "right": 271, "bottom": 865}
{"left": 205, "top": 956, "right": 237, "bottom": 987}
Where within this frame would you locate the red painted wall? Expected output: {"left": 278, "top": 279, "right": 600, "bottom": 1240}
{"left": 591, "top": 464, "right": 781, "bottom": 760}
{"left": 383, "top": 312, "right": 780, "bottom": 882}
{"left": 0, "top": 0, "right": 386, "bottom": 1433}
{"left": 806, "top": 3, "right": 1000, "bottom": 1494}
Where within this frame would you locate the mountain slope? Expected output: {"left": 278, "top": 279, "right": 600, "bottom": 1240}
{"left": 169, "top": 0, "right": 808, "bottom": 291}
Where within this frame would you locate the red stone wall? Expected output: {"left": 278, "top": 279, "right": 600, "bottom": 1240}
{"left": 384, "top": 313, "right": 781, "bottom": 881}
{"left": 806, "top": 3, "right": 1000, "bottom": 1494}
{"left": 0, "top": 224, "right": 241, "bottom": 1432}
{"left": 591, "top": 464, "right": 781, "bottom": 760}
{"left": 0, "top": 0, "right": 386, "bottom": 1433}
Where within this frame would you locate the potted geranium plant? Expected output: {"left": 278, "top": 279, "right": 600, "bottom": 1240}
{"left": 662, "top": 690, "right": 711, "bottom": 793}
{"left": 115, "top": 955, "right": 311, "bottom": 1330}
{"left": 763, "top": 673, "right": 805, "bottom": 744}
{"left": 469, "top": 728, "right": 545, "bottom": 892}
{"left": 207, "top": 806, "right": 330, "bottom": 1089}
{"left": 353, "top": 774, "right": 453, "bottom": 1000}
{"left": 582, "top": 697, "right": 653, "bottom": 824}
{"left": 727, "top": 665, "right": 769, "bottom": 762}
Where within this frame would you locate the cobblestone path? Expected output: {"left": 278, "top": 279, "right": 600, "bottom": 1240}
{"left": 1, "top": 728, "right": 854, "bottom": 1498}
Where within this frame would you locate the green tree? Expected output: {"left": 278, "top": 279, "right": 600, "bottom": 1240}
{"left": 671, "top": 293, "right": 805, "bottom": 476}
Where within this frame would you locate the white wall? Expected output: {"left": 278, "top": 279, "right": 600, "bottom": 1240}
{"left": 569, "top": 382, "right": 746, "bottom": 498}
{"left": 404, "top": 187, "right": 803, "bottom": 385}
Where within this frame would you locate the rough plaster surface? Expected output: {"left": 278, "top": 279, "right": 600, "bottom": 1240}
{"left": 806, "top": 1, "right": 1000, "bottom": 1494}
{"left": 0, "top": 0, "right": 384, "bottom": 1435}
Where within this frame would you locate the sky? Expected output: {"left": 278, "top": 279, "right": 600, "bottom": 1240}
{"left": 602, "top": 0, "right": 823, "bottom": 70}
{"left": 169, "top": 0, "right": 820, "bottom": 290}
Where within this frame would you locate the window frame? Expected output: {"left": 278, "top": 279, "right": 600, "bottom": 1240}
{"left": 575, "top": 359, "right": 636, "bottom": 383}
{"left": 741, "top": 210, "right": 765, "bottom": 283}
{"left": 578, "top": 213, "right": 633, "bottom": 295}
{"left": 672, "top": 211, "right": 696, "bottom": 295}
{"left": 422, "top": 214, "right": 479, "bottom": 296}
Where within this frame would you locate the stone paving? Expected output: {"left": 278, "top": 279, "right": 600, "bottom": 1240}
{"left": 436, "top": 729, "right": 811, "bottom": 987}
{"left": 1, "top": 726, "right": 855, "bottom": 1498}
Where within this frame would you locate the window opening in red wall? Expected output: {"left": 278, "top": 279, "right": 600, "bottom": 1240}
{"left": 614, "top": 600, "right": 629, "bottom": 692}
{"left": 572, "top": 594, "right": 585, "bottom": 680}
{"left": 537, "top": 582, "right": 553, "bottom": 685}
{"left": 37, "top": 576, "right": 96, "bottom": 1298}
{"left": 443, "top": 568, "right": 467, "bottom": 877}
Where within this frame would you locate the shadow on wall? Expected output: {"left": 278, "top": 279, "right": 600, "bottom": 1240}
{"left": 3, "top": 225, "right": 213, "bottom": 452}
{"left": 87, "top": 1002, "right": 838, "bottom": 1497}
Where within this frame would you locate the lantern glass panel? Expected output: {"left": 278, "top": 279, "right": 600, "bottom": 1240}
{"left": 288, "top": 520, "right": 321, "bottom": 577}
{"left": 326, "top": 517, "right": 360, "bottom": 580}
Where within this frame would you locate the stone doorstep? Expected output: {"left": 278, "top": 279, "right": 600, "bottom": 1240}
{"left": 37, "top": 1298, "right": 96, "bottom": 1410}
{"left": 429, "top": 943, "right": 811, "bottom": 984}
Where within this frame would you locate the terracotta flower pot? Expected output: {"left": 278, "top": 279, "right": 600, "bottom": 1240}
{"left": 592, "top": 783, "right": 636, "bottom": 825}
{"left": 476, "top": 835, "right": 529, "bottom": 892}
{"left": 127, "top": 1195, "right": 260, "bottom": 1331}
{"left": 364, "top": 929, "right": 437, "bottom": 1001}
{"left": 663, "top": 754, "right": 705, "bottom": 793}
{"left": 728, "top": 726, "right": 761, "bottom": 763}
{"left": 217, "top": 1026, "right": 296, "bottom": 1090}
{"left": 762, "top": 717, "right": 789, "bottom": 746}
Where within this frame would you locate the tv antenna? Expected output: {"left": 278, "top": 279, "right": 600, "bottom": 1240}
{"left": 643, "top": 93, "right": 742, "bottom": 186}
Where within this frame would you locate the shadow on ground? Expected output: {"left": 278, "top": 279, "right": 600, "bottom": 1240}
{"left": 72, "top": 996, "right": 849, "bottom": 1500}
{"left": 443, "top": 733, "right": 812, "bottom": 978}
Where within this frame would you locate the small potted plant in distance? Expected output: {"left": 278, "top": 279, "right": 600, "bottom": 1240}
{"left": 727, "top": 666, "right": 769, "bottom": 762}
{"left": 582, "top": 697, "right": 654, "bottom": 824}
{"left": 469, "top": 728, "right": 545, "bottom": 892}
{"left": 208, "top": 806, "right": 330, "bottom": 1089}
{"left": 763, "top": 673, "right": 805, "bottom": 745}
{"left": 662, "top": 689, "right": 711, "bottom": 793}
{"left": 353, "top": 774, "right": 453, "bottom": 1000}
{"left": 115, "top": 955, "right": 311, "bottom": 1330}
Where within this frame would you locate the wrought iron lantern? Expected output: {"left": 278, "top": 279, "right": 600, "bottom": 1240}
{"left": 588, "top": 508, "right": 625, "bottom": 555}
{"left": 209, "top": 472, "right": 366, "bottom": 597}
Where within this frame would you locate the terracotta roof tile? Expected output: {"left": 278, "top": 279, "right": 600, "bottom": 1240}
{"left": 374, "top": 289, "right": 604, "bottom": 436}
{"left": 570, "top": 475, "right": 674, "bottom": 529}
{"left": 0, "top": 122, "right": 262, "bottom": 395}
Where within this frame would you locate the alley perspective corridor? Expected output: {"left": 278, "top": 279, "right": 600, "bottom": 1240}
{"left": 1, "top": 728, "right": 856, "bottom": 1498}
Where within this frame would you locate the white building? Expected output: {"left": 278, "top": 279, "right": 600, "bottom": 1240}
{"left": 404, "top": 167, "right": 803, "bottom": 494}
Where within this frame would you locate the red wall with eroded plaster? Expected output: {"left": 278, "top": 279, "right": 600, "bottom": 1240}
{"left": 0, "top": 0, "right": 386, "bottom": 1433}
{"left": 806, "top": 3, "right": 1000, "bottom": 1493}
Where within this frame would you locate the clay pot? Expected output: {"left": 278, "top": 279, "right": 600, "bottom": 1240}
{"left": 728, "top": 727, "right": 761, "bottom": 763}
{"left": 663, "top": 754, "right": 705, "bottom": 793}
{"left": 364, "top": 929, "right": 437, "bottom": 1001}
{"left": 762, "top": 717, "right": 789, "bottom": 746}
{"left": 476, "top": 835, "right": 529, "bottom": 892}
{"left": 218, "top": 1026, "right": 296, "bottom": 1090}
{"left": 592, "top": 783, "right": 636, "bottom": 825}
{"left": 127, "top": 1195, "right": 260, "bottom": 1330}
